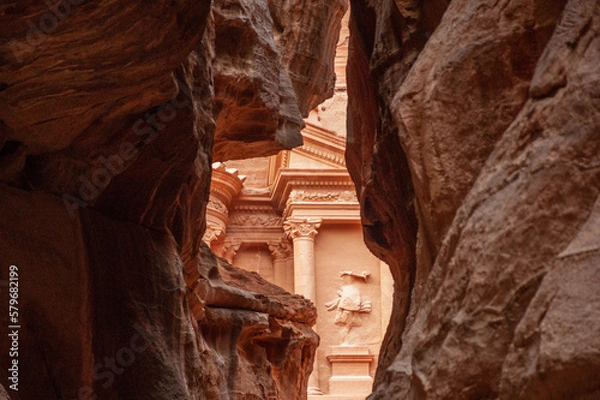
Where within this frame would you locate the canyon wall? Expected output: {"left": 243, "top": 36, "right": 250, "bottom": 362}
{"left": 0, "top": 0, "right": 345, "bottom": 399}
{"left": 346, "top": 0, "right": 600, "bottom": 399}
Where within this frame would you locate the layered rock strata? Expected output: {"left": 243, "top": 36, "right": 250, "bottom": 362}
{"left": 0, "top": 0, "right": 345, "bottom": 399}
{"left": 346, "top": 0, "right": 600, "bottom": 399}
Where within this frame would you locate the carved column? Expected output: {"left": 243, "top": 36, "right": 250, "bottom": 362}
{"left": 284, "top": 217, "right": 322, "bottom": 394}
{"left": 268, "top": 239, "right": 292, "bottom": 292}
{"left": 202, "top": 162, "right": 245, "bottom": 252}
{"left": 284, "top": 218, "right": 321, "bottom": 302}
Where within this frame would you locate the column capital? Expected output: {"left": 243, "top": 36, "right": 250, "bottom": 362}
{"left": 213, "top": 239, "right": 241, "bottom": 264}
{"left": 202, "top": 224, "right": 225, "bottom": 247}
{"left": 268, "top": 238, "right": 292, "bottom": 260}
{"left": 284, "top": 218, "right": 322, "bottom": 240}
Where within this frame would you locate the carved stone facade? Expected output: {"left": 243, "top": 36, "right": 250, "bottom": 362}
{"left": 205, "top": 150, "right": 394, "bottom": 398}
{"left": 203, "top": 10, "right": 392, "bottom": 398}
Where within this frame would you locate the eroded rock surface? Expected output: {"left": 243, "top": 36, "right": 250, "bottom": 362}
{"left": 212, "top": 0, "right": 347, "bottom": 160}
{"left": 0, "top": 0, "right": 344, "bottom": 398}
{"left": 347, "top": 0, "right": 600, "bottom": 399}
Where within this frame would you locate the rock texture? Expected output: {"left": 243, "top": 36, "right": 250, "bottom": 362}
{"left": 346, "top": 0, "right": 600, "bottom": 399}
{"left": 0, "top": 0, "right": 344, "bottom": 399}
{"left": 212, "top": 0, "right": 347, "bottom": 160}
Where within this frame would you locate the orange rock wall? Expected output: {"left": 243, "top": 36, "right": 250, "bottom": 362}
{"left": 346, "top": 0, "right": 600, "bottom": 399}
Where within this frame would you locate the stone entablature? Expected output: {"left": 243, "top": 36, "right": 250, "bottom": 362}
{"left": 225, "top": 197, "right": 284, "bottom": 248}
{"left": 270, "top": 169, "right": 360, "bottom": 224}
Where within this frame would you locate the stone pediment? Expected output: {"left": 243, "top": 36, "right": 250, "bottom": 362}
{"left": 289, "top": 122, "right": 347, "bottom": 169}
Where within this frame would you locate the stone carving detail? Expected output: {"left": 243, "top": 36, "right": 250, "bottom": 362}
{"left": 213, "top": 240, "right": 242, "bottom": 264}
{"left": 207, "top": 198, "right": 229, "bottom": 216}
{"left": 268, "top": 239, "right": 292, "bottom": 260}
{"left": 299, "top": 145, "right": 346, "bottom": 166}
{"left": 284, "top": 218, "right": 322, "bottom": 239}
{"left": 229, "top": 213, "right": 283, "bottom": 227}
{"left": 288, "top": 189, "right": 357, "bottom": 204}
{"left": 202, "top": 225, "right": 225, "bottom": 246}
{"left": 326, "top": 271, "right": 372, "bottom": 339}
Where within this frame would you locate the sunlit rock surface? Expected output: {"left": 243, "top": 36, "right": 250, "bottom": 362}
{"left": 0, "top": 0, "right": 345, "bottom": 398}
{"left": 346, "top": 0, "right": 600, "bottom": 399}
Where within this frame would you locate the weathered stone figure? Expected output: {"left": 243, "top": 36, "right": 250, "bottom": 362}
{"left": 326, "top": 270, "right": 372, "bottom": 338}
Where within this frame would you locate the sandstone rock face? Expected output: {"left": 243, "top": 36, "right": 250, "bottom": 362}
{"left": 212, "top": 0, "right": 347, "bottom": 160}
{"left": 346, "top": 0, "right": 600, "bottom": 399}
{"left": 0, "top": 0, "right": 344, "bottom": 399}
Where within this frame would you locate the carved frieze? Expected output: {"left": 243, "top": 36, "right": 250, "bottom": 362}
{"left": 207, "top": 198, "right": 229, "bottom": 217}
{"left": 287, "top": 189, "right": 357, "bottom": 205}
{"left": 229, "top": 213, "right": 283, "bottom": 227}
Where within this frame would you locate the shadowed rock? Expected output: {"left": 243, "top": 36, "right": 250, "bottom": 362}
{"left": 346, "top": 0, "right": 600, "bottom": 399}
{"left": 0, "top": 0, "right": 344, "bottom": 398}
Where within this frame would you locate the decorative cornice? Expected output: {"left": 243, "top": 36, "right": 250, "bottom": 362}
{"left": 292, "top": 122, "right": 347, "bottom": 168}
{"left": 296, "top": 143, "right": 346, "bottom": 167}
{"left": 326, "top": 353, "right": 374, "bottom": 364}
{"left": 231, "top": 199, "right": 277, "bottom": 214}
{"left": 284, "top": 218, "right": 322, "bottom": 240}
{"left": 303, "top": 121, "right": 346, "bottom": 149}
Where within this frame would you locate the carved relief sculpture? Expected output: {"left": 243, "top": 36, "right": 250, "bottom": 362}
{"left": 202, "top": 224, "right": 225, "bottom": 246}
{"left": 213, "top": 239, "right": 242, "bottom": 264}
{"left": 287, "top": 189, "right": 358, "bottom": 204}
{"left": 326, "top": 271, "right": 372, "bottom": 341}
{"left": 229, "top": 213, "right": 282, "bottom": 227}
{"left": 283, "top": 217, "right": 322, "bottom": 239}
{"left": 268, "top": 239, "right": 292, "bottom": 260}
